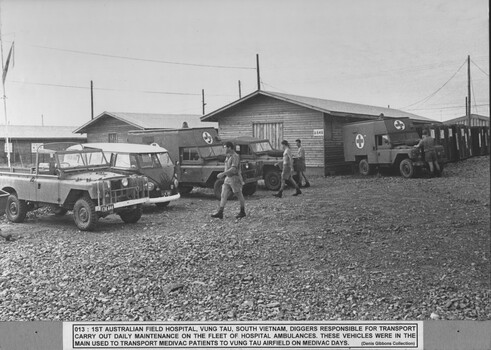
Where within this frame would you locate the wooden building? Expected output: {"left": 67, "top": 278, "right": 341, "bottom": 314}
{"left": 74, "top": 112, "right": 217, "bottom": 143}
{"left": 0, "top": 125, "right": 86, "bottom": 166}
{"left": 443, "top": 114, "right": 489, "bottom": 127}
{"left": 201, "top": 90, "right": 436, "bottom": 175}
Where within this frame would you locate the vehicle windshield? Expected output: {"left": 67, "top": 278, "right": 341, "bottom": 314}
{"left": 199, "top": 145, "right": 226, "bottom": 158}
{"left": 138, "top": 153, "right": 162, "bottom": 169}
{"left": 389, "top": 132, "right": 421, "bottom": 146}
{"left": 157, "top": 152, "right": 173, "bottom": 166}
{"left": 250, "top": 141, "right": 273, "bottom": 153}
{"left": 57, "top": 150, "right": 109, "bottom": 169}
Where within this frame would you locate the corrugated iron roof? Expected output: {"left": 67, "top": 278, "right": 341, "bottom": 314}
{"left": 0, "top": 125, "right": 86, "bottom": 140}
{"left": 443, "top": 114, "right": 490, "bottom": 124}
{"left": 201, "top": 90, "right": 437, "bottom": 123}
{"left": 74, "top": 111, "right": 217, "bottom": 133}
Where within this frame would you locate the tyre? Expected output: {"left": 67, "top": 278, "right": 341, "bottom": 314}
{"left": 179, "top": 186, "right": 193, "bottom": 195}
{"left": 53, "top": 207, "right": 68, "bottom": 216}
{"left": 155, "top": 201, "right": 170, "bottom": 209}
{"left": 213, "top": 179, "right": 233, "bottom": 200}
{"left": 399, "top": 159, "right": 415, "bottom": 178}
{"left": 242, "top": 182, "right": 257, "bottom": 196}
{"left": 6, "top": 194, "right": 28, "bottom": 223}
{"left": 358, "top": 159, "right": 373, "bottom": 176}
{"left": 73, "top": 195, "right": 98, "bottom": 231}
{"left": 119, "top": 205, "right": 143, "bottom": 224}
{"left": 264, "top": 170, "right": 281, "bottom": 191}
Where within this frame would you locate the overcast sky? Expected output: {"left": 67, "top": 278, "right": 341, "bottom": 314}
{"left": 0, "top": 0, "right": 489, "bottom": 127}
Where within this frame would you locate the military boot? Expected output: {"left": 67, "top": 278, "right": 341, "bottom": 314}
{"left": 236, "top": 208, "right": 246, "bottom": 219}
{"left": 273, "top": 190, "right": 283, "bottom": 198}
{"left": 292, "top": 188, "right": 302, "bottom": 196}
{"left": 211, "top": 208, "right": 224, "bottom": 219}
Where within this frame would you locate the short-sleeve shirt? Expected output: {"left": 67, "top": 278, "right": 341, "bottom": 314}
{"left": 297, "top": 146, "right": 305, "bottom": 159}
{"left": 224, "top": 152, "right": 243, "bottom": 188}
{"left": 417, "top": 136, "right": 435, "bottom": 152}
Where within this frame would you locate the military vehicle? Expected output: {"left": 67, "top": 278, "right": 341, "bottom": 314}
{"left": 0, "top": 143, "right": 149, "bottom": 231}
{"left": 127, "top": 127, "right": 262, "bottom": 199}
{"left": 75, "top": 143, "right": 180, "bottom": 208}
{"left": 223, "top": 136, "right": 284, "bottom": 191}
{"left": 343, "top": 118, "right": 446, "bottom": 178}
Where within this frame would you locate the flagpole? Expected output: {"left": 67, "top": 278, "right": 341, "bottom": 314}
{"left": 0, "top": 2, "right": 11, "bottom": 168}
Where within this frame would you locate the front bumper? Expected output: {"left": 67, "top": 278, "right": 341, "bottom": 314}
{"left": 147, "top": 193, "right": 181, "bottom": 204}
{"left": 95, "top": 197, "right": 148, "bottom": 212}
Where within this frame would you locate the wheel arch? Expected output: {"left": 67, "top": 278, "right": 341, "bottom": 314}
{"left": 62, "top": 189, "right": 89, "bottom": 209}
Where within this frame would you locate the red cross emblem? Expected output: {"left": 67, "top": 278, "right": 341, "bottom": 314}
{"left": 202, "top": 131, "right": 213, "bottom": 144}
{"left": 394, "top": 120, "right": 405, "bottom": 130}
{"left": 355, "top": 134, "right": 365, "bottom": 149}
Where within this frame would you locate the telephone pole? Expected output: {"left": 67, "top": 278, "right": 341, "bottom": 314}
{"left": 256, "top": 54, "right": 261, "bottom": 91}
{"left": 202, "top": 89, "right": 206, "bottom": 115}
{"left": 90, "top": 80, "right": 94, "bottom": 120}
{"left": 467, "top": 55, "right": 471, "bottom": 126}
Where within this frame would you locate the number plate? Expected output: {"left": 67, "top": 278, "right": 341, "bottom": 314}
{"left": 100, "top": 204, "right": 114, "bottom": 212}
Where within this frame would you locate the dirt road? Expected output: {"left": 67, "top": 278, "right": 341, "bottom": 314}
{"left": 0, "top": 156, "right": 489, "bottom": 321}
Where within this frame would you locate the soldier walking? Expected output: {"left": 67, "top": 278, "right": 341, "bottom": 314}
{"left": 295, "top": 139, "right": 310, "bottom": 188}
{"left": 274, "top": 140, "right": 302, "bottom": 198}
{"left": 211, "top": 141, "right": 246, "bottom": 219}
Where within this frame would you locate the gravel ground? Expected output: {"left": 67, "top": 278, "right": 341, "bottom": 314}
{"left": 0, "top": 156, "right": 489, "bottom": 321}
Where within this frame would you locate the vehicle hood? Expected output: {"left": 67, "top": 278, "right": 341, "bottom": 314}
{"left": 62, "top": 170, "right": 128, "bottom": 182}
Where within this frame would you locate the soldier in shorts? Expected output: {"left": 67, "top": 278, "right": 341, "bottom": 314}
{"left": 211, "top": 141, "right": 246, "bottom": 219}
{"left": 295, "top": 139, "right": 310, "bottom": 188}
{"left": 274, "top": 140, "right": 302, "bottom": 198}
{"left": 415, "top": 129, "right": 441, "bottom": 176}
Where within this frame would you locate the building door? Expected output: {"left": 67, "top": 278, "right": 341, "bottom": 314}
{"left": 253, "top": 122, "right": 283, "bottom": 149}
{"left": 108, "top": 133, "right": 118, "bottom": 143}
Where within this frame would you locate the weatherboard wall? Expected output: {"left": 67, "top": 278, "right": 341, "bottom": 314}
{"left": 83, "top": 116, "right": 143, "bottom": 143}
{"left": 213, "top": 95, "right": 327, "bottom": 175}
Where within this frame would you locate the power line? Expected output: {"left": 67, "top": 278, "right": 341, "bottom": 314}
{"left": 407, "top": 103, "right": 489, "bottom": 111}
{"left": 399, "top": 59, "right": 467, "bottom": 109}
{"left": 8, "top": 79, "right": 237, "bottom": 97}
{"left": 471, "top": 59, "right": 489, "bottom": 76}
{"left": 29, "top": 44, "right": 256, "bottom": 70}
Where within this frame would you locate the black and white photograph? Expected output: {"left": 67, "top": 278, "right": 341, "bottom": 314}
{"left": 0, "top": 0, "right": 489, "bottom": 348}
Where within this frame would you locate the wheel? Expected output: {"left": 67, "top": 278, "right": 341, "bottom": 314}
{"left": 242, "top": 182, "right": 257, "bottom": 196}
{"left": 53, "top": 206, "right": 68, "bottom": 216}
{"left": 155, "top": 201, "right": 170, "bottom": 209}
{"left": 358, "top": 159, "right": 373, "bottom": 176}
{"left": 73, "top": 195, "right": 98, "bottom": 231}
{"left": 399, "top": 159, "right": 415, "bottom": 178}
{"left": 264, "top": 170, "right": 281, "bottom": 191}
{"left": 213, "top": 179, "right": 233, "bottom": 200}
{"left": 6, "top": 194, "right": 28, "bottom": 223}
{"left": 119, "top": 205, "right": 143, "bottom": 224}
{"left": 179, "top": 186, "right": 193, "bottom": 195}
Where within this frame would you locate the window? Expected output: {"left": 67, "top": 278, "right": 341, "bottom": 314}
{"left": 139, "top": 153, "right": 161, "bottom": 168}
{"left": 108, "top": 133, "right": 118, "bottom": 143}
{"left": 182, "top": 148, "right": 200, "bottom": 162}
{"left": 157, "top": 152, "right": 173, "bottom": 166}
{"left": 376, "top": 134, "right": 391, "bottom": 147}
{"left": 114, "top": 153, "right": 137, "bottom": 168}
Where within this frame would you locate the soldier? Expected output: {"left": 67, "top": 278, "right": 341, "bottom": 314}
{"left": 211, "top": 141, "right": 246, "bottom": 219}
{"left": 414, "top": 129, "right": 441, "bottom": 177}
{"left": 274, "top": 140, "right": 302, "bottom": 198}
{"left": 295, "top": 139, "right": 310, "bottom": 188}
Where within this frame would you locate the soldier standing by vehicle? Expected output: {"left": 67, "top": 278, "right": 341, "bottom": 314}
{"left": 211, "top": 141, "right": 246, "bottom": 219}
{"left": 274, "top": 140, "right": 302, "bottom": 198}
{"left": 295, "top": 139, "right": 310, "bottom": 188}
{"left": 414, "top": 129, "right": 441, "bottom": 177}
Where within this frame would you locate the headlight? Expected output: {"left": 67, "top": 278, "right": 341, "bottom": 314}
{"left": 121, "top": 178, "right": 129, "bottom": 187}
{"left": 148, "top": 182, "right": 155, "bottom": 191}
{"left": 245, "top": 163, "right": 250, "bottom": 169}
